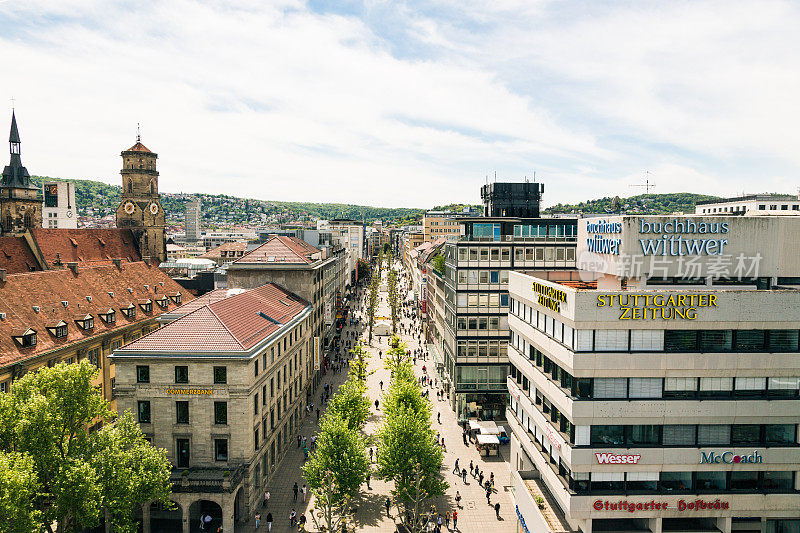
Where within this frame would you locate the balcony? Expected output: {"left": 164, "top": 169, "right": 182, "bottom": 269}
{"left": 170, "top": 463, "right": 246, "bottom": 494}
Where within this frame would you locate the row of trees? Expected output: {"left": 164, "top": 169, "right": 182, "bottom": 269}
{"left": 377, "top": 339, "right": 447, "bottom": 532}
{"left": 387, "top": 265, "right": 399, "bottom": 334}
{"left": 302, "top": 346, "right": 372, "bottom": 532}
{"left": 0, "top": 361, "right": 173, "bottom": 533}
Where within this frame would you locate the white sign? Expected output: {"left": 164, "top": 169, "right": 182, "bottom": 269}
{"left": 595, "top": 452, "right": 641, "bottom": 464}
{"left": 324, "top": 302, "right": 333, "bottom": 325}
{"left": 313, "top": 336, "right": 321, "bottom": 371}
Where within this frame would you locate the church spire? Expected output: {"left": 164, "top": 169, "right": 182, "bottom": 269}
{"left": 9, "top": 110, "right": 20, "bottom": 154}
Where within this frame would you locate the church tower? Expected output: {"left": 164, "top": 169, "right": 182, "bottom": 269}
{"left": 115, "top": 130, "right": 166, "bottom": 263}
{"left": 1, "top": 111, "right": 42, "bottom": 235}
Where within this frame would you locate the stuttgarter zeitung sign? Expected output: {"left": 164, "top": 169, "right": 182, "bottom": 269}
{"left": 597, "top": 293, "right": 718, "bottom": 320}
{"left": 532, "top": 282, "right": 567, "bottom": 313}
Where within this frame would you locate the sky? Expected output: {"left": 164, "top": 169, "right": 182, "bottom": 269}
{"left": 1, "top": 0, "right": 799, "bottom": 209}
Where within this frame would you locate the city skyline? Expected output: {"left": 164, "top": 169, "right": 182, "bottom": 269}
{"left": 1, "top": 0, "right": 799, "bottom": 208}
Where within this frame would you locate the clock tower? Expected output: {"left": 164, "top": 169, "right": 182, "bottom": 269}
{"left": 115, "top": 131, "right": 166, "bottom": 263}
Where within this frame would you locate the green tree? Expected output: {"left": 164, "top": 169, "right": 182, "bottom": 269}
{"left": 376, "top": 404, "right": 447, "bottom": 529}
{"left": 325, "top": 377, "right": 370, "bottom": 432}
{"left": 302, "top": 413, "right": 369, "bottom": 533}
{"left": 348, "top": 344, "right": 374, "bottom": 385}
{"left": 0, "top": 451, "right": 42, "bottom": 533}
{"left": 432, "top": 253, "right": 445, "bottom": 274}
{"left": 0, "top": 361, "right": 173, "bottom": 533}
{"left": 387, "top": 267, "right": 399, "bottom": 334}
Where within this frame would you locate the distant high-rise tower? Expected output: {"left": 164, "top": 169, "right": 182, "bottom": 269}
{"left": 185, "top": 197, "right": 202, "bottom": 243}
{"left": 115, "top": 131, "right": 166, "bottom": 263}
{"left": 480, "top": 181, "right": 544, "bottom": 218}
{"left": 1, "top": 111, "right": 42, "bottom": 235}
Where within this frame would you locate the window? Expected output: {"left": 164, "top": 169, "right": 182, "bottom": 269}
{"left": 137, "top": 401, "right": 151, "bottom": 423}
{"left": 695, "top": 470, "right": 726, "bottom": 491}
{"left": 661, "top": 471, "right": 692, "bottom": 492}
{"left": 591, "top": 472, "right": 624, "bottom": 492}
{"left": 731, "top": 425, "right": 760, "bottom": 445}
{"left": 254, "top": 393, "right": 259, "bottom": 414}
{"left": 628, "top": 378, "right": 662, "bottom": 398}
{"left": 765, "top": 424, "right": 795, "bottom": 445}
{"left": 664, "top": 330, "right": 697, "bottom": 351}
{"left": 763, "top": 471, "right": 794, "bottom": 491}
{"left": 698, "top": 424, "right": 730, "bottom": 445}
{"left": 176, "top": 401, "right": 189, "bottom": 424}
{"left": 769, "top": 330, "right": 799, "bottom": 351}
{"left": 591, "top": 425, "right": 624, "bottom": 446}
{"left": 214, "top": 438, "right": 228, "bottom": 461}
{"left": 213, "top": 366, "right": 227, "bottom": 384}
{"left": 663, "top": 425, "right": 695, "bottom": 446}
{"left": 175, "top": 366, "right": 188, "bottom": 383}
{"left": 627, "top": 425, "right": 661, "bottom": 445}
{"left": 136, "top": 366, "right": 150, "bottom": 383}
{"left": 730, "top": 470, "right": 759, "bottom": 491}
{"left": 176, "top": 439, "right": 190, "bottom": 468}
{"left": 100, "top": 310, "right": 116, "bottom": 324}
{"left": 255, "top": 360, "right": 259, "bottom": 377}
{"left": 664, "top": 377, "right": 696, "bottom": 398}
{"left": 254, "top": 428, "right": 260, "bottom": 448}
{"left": 735, "top": 330, "right": 766, "bottom": 351}
{"left": 626, "top": 472, "right": 658, "bottom": 492}
{"left": 214, "top": 402, "right": 228, "bottom": 425}
{"left": 593, "top": 378, "right": 626, "bottom": 399}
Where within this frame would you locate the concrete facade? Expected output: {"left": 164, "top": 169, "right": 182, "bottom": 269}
{"left": 42, "top": 181, "right": 77, "bottom": 229}
{"left": 508, "top": 215, "right": 800, "bottom": 533}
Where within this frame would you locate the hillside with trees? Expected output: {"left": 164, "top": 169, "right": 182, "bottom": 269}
{"left": 544, "top": 193, "right": 720, "bottom": 215}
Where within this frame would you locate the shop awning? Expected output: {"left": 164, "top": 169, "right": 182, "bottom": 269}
{"left": 476, "top": 434, "right": 500, "bottom": 445}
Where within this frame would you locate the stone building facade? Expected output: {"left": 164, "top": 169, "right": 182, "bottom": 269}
{"left": 1, "top": 111, "right": 42, "bottom": 235}
{"left": 111, "top": 283, "right": 313, "bottom": 533}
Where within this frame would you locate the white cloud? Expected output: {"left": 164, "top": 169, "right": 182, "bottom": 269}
{"left": 0, "top": 0, "right": 798, "bottom": 208}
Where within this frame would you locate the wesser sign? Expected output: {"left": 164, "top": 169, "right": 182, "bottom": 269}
{"left": 595, "top": 452, "right": 641, "bottom": 464}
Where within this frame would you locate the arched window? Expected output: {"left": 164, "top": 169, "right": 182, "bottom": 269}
{"left": 127, "top": 179, "right": 132, "bottom": 193}
{"left": 150, "top": 180, "right": 154, "bottom": 194}
{"left": 5, "top": 215, "right": 12, "bottom": 232}
{"left": 23, "top": 213, "right": 31, "bottom": 228}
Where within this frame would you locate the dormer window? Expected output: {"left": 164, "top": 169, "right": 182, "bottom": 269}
{"left": 99, "top": 309, "right": 116, "bottom": 324}
{"left": 121, "top": 304, "right": 136, "bottom": 319}
{"left": 138, "top": 299, "right": 153, "bottom": 313}
{"left": 12, "top": 328, "right": 37, "bottom": 347}
{"left": 156, "top": 296, "right": 169, "bottom": 309}
{"left": 46, "top": 321, "right": 68, "bottom": 338}
{"left": 169, "top": 293, "right": 182, "bottom": 305}
{"left": 74, "top": 314, "right": 94, "bottom": 331}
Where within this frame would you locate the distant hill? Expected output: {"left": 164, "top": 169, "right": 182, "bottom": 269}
{"left": 29, "top": 176, "right": 426, "bottom": 226}
{"left": 544, "top": 193, "right": 720, "bottom": 215}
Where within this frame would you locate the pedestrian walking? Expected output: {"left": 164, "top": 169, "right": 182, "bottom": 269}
{"left": 369, "top": 447, "right": 374, "bottom": 462}
{"left": 379, "top": 380, "right": 383, "bottom": 390}
{"left": 445, "top": 511, "right": 450, "bottom": 528}
{"left": 255, "top": 512, "right": 261, "bottom": 528}
{"left": 199, "top": 513, "right": 206, "bottom": 530}
{"left": 479, "top": 470, "right": 484, "bottom": 486}
{"left": 302, "top": 484, "right": 307, "bottom": 501}
{"left": 455, "top": 491, "right": 461, "bottom": 508}
{"left": 263, "top": 490, "right": 270, "bottom": 508}
{"left": 297, "top": 434, "right": 301, "bottom": 448}
{"left": 366, "top": 472, "right": 371, "bottom": 489}
{"left": 453, "top": 458, "right": 459, "bottom": 474}
{"left": 453, "top": 510, "right": 458, "bottom": 530}
{"left": 490, "top": 472, "right": 495, "bottom": 488}
{"left": 293, "top": 482, "right": 298, "bottom": 501}
{"left": 462, "top": 468, "right": 467, "bottom": 483}
{"left": 437, "top": 412, "right": 441, "bottom": 424}
{"left": 266, "top": 512, "right": 273, "bottom": 532}
{"left": 486, "top": 487, "right": 492, "bottom": 505}
{"left": 495, "top": 502, "right": 501, "bottom": 518}
{"left": 375, "top": 399, "right": 379, "bottom": 410}
{"left": 290, "top": 509, "right": 297, "bottom": 526}
{"left": 385, "top": 497, "right": 391, "bottom": 516}
{"left": 469, "top": 461, "right": 474, "bottom": 476}
{"left": 463, "top": 430, "right": 468, "bottom": 446}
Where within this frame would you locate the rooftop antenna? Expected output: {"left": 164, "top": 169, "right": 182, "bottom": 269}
{"left": 10, "top": 96, "right": 15, "bottom": 110}
{"left": 136, "top": 122, "right": 141, "bottom": 142}
{"left": 494, "top": 170, "right": 497, "bottom": 182}
{"left": 630, "top": 170, "right": 656, "bottom": 194}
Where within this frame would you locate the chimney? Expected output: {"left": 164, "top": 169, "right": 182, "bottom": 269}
{"left": 0, "top": 269, "right": 6, "bottom": 282}
{"left": 67, "top": 262, "right": 79, "bottom": 274}
{"left": 143, "top": 256, "right": 151, "bottom": 266}
{"left": 112, "top": 258, "right": 122, "bottom": 268}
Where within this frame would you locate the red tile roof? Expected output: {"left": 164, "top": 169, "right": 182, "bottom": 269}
{"left": 0, "top": 236, "right": 42, "bottom": 274}
{"left": 125, "top": 142, "right": 152, "bottom": 153}
{"left": 30, "top": 228, "right": 141, "bottom": 267}
{"left": 201, "top": 241, "right": 248, "bottom": 259}
{"left": 234, "top": 235, "right": 319, "bottom": 265}
{"left": 0, "top": 262, "right": 193, "bottom": 367}
{"left": 118, "top": 283, "right": 310, "bottom": 354}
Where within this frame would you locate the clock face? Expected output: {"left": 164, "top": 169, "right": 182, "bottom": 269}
{"left": 66, "top": 210, "right": 73, "bottom": 218}
{"left": 123, "top": 201, "right": 135, "bottom": 215}
{"left": 149, "top": 203, "right": 159, "bottom": 215}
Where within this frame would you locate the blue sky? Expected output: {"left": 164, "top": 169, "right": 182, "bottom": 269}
{"left": 1, "top": 0, "right": 798, "bottom": 208}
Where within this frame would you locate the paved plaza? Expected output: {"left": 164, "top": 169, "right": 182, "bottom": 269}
{"left": 238, "top": 262, "right": 517, "bottom": 533}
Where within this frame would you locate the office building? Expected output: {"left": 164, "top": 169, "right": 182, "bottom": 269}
{"left": 437, "top": 182, "right": 577, "bottom": 421}
{"left": 185, "top": 197, "right": 202, "bottom": 243}
{"left": 508, "top": 215, "right": 800, "bottom": 533}
{"left": 695, "top": 194, "right": 800, "bottom": 216}
{"left": 42, "top": 181, "right": 77, "bottom": 228}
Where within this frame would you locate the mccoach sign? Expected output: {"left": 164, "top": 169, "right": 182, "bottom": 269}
{"left": 595, "top": 452, "right": 641, "bottom": 464}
